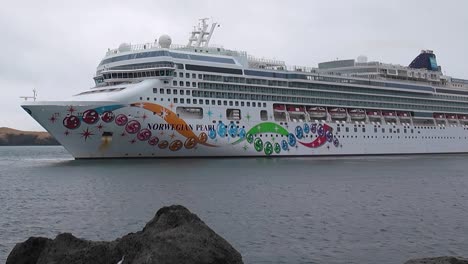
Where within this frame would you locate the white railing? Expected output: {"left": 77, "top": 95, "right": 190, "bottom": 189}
{"left": 105, "top": 42, "right": 247, "bottom": 57}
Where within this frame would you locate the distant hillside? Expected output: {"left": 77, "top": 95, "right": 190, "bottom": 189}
{"left": 0, "top": 127, "right": 59, "bottom": 146}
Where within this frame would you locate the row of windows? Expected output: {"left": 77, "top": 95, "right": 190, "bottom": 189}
{"left": 196, "top": 83, "right": 468, "bottom": 113}
{"left": 103, "top": 70, "right": 174, "bottom": 80}
{"left": 172, "top": 81, "right": 197, "bottom": 87}
{"left": 152, "top": 88, "right": 191, "bottom": 95}
{"left": 338, "top": 127, "right": 415, "bottom": 134}
{"left": 173, "top": 98, "right": 267, "bottom": 108}
{"left": 336, "top": 135, "right": 466, "bottom": 140}
{"left": 202, "top": 74, "right": 468, "bottom": 103}
{"left": 174, "top": 72, "right": 203, "bottom": 79}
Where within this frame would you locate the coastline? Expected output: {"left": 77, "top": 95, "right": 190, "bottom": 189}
{"left": 0, "top": 127, "right": 58, "bottom": 146}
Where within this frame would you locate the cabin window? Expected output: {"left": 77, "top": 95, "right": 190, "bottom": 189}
{"left": 187, "top": 99, "right": 191, "bottom": 104}
{"left": 229, "top": 101, "right": 233, "bottom": 106}
{"left": 166, "top": 89, "right": 171, "bottom": 94}
{"left": 192, "top": 82, "right": 196, "bottom": 87}
{"left": 173, "top": 89, "right": 178, "bottom": 95}
{"left": 186, "top": 90, "right": 190, "bottom": 95}
{"left": 253, "top": 102, "right": 256, "bottom": 107}
{"left": 179, "top": 72, "right": 183, "bottom": 78}
{"left": 192, "top": 73, "right": 196, "bottom": 78}
{"left": 180, "top": 98, "right": 185, "bottom": 104}
{"left": 153, "top": 88, "right": 158, "bottom": 93}
{"left": 173, "top": 81, "right": 177, "bottom": 86}
{"left": 260, "top": 110, "right": 268, "bottom": 121}
{"left": 186, "top": 73, "right": 190, "bottom": 78}
{"left": 180, "top": 90, "right": 184, "bottom": 95}
{"left": 227, "top": 109, "right": 241, "bottom": 120}
{"left": 206, "top": 100, "right": 209, "bottom": 105}
{"left": 179, "top": 81, "right": 184, "bottom": 86}
{"left": 218, "top": 100, "right": 221, "bottom": 105}
{"left": 176, "top": 107, "right": 203, "bottom": 119}
{"left": 160, "top": 88, "right": 164, "bottom": 94}
{"left": 235, "top": 101, "right": 239, "bottom": 106}
{"left": 241, "top": 102, "right": 245, "bottom": 107}
{"left": 345, "top": 127, "right": 349, "bottom": 132}
{"left": 173, "top": 98, "right": 178, "bottom": 103}
{"left": 186, "top": 82, "right": 190, "bottom": 87}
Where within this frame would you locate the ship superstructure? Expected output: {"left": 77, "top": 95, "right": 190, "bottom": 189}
{"left": 22, "top": 19, "right": 468, "bottom": 158}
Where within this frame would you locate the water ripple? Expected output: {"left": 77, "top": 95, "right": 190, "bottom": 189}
{"left": 1, "top": 146, "right": 468, "bottom": 263}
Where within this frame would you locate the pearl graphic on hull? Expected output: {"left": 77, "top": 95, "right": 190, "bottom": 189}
{"left": 63, "top": 115, "right": 81, "bottom": 130}
{"left": 82, "top": 109, "right": 99, "bottom": 124}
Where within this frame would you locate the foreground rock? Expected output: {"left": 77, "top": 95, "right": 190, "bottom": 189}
{"left": 405, "top": 256, "right": 468, "bottom": 264}
{"left": 7, "top": 205, "right": 243, "bottom": 264}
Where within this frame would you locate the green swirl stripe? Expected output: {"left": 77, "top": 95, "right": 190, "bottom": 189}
{"left": 232, "top": 122, "right": 289, "bottom": 145}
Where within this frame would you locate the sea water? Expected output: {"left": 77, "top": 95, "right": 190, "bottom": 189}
{"left": 1, "top": 146, "right": 468, "bottom": 263}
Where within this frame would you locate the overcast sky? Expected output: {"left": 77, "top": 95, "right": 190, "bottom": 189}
{"left": 1, "top": 0, "right": 467, "bottom": 131}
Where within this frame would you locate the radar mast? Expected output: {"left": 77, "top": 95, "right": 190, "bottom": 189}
{"left": 187, "top": 18, "right": 219, "bottom": 48}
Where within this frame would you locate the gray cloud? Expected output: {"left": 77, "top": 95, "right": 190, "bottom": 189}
{"left": 1, "top": 0, "right": 467, "bottom": 130}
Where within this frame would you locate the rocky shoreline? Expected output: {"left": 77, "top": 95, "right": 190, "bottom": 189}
{"left": 6, "top": 205, "right": 243, "bottom": 264}
{"left": 6, "top": 205, "right": 466, "bottom": 264}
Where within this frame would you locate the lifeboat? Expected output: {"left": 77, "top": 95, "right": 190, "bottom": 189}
{"left": 382, "top": 110, "right": 397, "bottom": 118}
{"left": 287, "top": 105, "right": 305, "bottom": 113}
{"left": 273, "top": 104, "right": 286, "bottom": 112}
{"left": 446, "top": 114, "right": 457, "bottom": 120}
{"left": 367, "top": 110, "right": 381, "bottom": 117}
{"left": 329, "top": 108, "right": 347, "bottom": 119}
{"left": 397, "top": 111, "right": 411, "bottom": 118}
{"left": 308, "top": 106, "right": 327, "bottom": 119}
{"left": 349, "top": 109, "right": 366, "bottom": 120}
{"left": 433, "top": 113, "right": 446, "bottom": 119}
{"left": 288, "top": 105, "right": 306, "bottom": 122}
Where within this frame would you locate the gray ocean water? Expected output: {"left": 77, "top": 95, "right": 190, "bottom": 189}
{"left": 1, "top": 146, "right": 468, "bottom": 263}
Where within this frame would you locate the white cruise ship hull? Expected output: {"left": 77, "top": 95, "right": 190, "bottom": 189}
{"left": 22, "top": 80, "right": 468, "bottom": 158}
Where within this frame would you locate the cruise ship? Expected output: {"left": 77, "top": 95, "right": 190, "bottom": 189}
{"left": 22, "top": 19, "right": 468, "bottom": 158}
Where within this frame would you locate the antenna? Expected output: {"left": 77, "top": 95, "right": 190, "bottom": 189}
{"left": 20, "top": 88, "right": 37, "bottom": 101}
{"left": 187, "top": 18, "right": 219, "bottom": 48}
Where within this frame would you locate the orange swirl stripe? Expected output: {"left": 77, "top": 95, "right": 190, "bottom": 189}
{"left": 134, "top": 102, "right": 216, "bottom": 147}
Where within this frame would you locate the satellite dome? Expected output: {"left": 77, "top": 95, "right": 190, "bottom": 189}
{"left": 118, "top": 43, "right": 131, "bottom": 52}
{"left": 159, "top": 35, "right": 172, "bottom": 48}
{"left": 357, "top": 55, "right": 368, "bottom": 63}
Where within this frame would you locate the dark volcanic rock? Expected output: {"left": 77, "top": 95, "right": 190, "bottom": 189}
{"left": 7, "top": 205, "right": 243, "bottom": 264}
{"left": 405, "top": 256, "right": 468, "bottom": 264}
{"left": 5, "top": 237, "right": 51, "bottom": 264}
